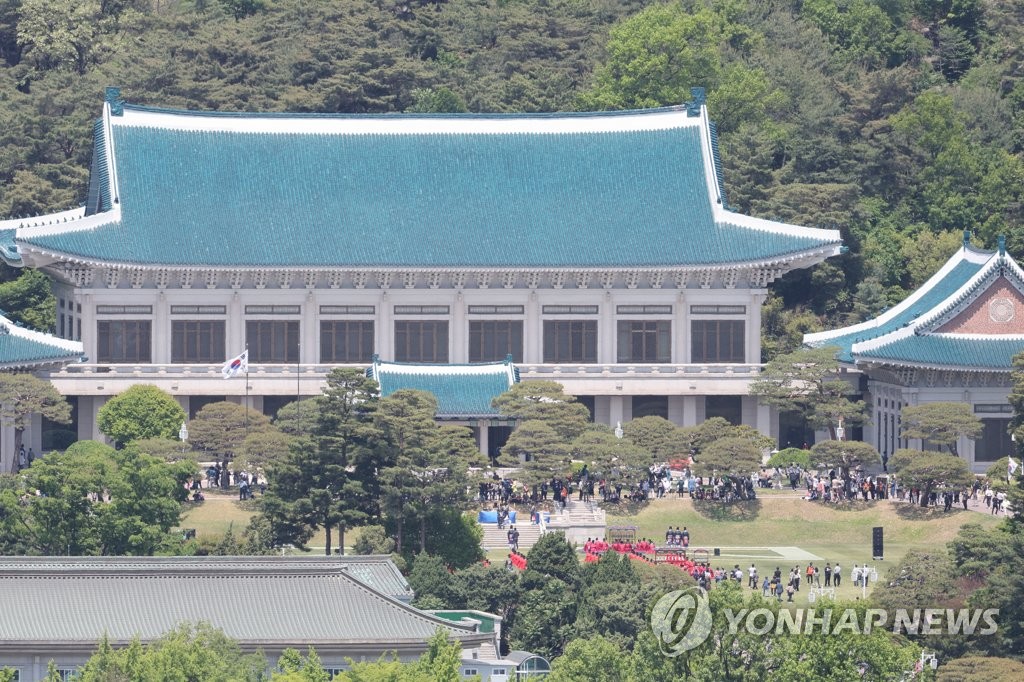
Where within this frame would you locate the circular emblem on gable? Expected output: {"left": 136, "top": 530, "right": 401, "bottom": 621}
{"left": 989, "top": 297, "right": 1015, "bottom": 323}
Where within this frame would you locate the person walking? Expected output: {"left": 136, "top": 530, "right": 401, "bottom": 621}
{"left": 833, "top": 563, "right": 842, "bottom": 587}
{"left": 824, "top": 563, "right": 832, "bottom": 587}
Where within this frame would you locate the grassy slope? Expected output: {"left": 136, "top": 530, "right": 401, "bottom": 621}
{"left": 605, "top": 491, "right": 1002, "bottom": 604}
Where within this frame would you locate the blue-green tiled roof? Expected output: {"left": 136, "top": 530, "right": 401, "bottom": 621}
{"left": 22, "top": 107, "right": 840, "bottom": 267}
{"left": 857, "top": 335, "right": 1024, "bottom": 370}
{"left": 0, "top": 330, "right": 82, "bottom": 368}
{"left": 372, "top": 360, "right": 517, "bottom": 418}
{"left": 0, "top": 228, "right": 19, "bottom": 266}
{"left": 809, "top": 260, "right": 984, "bottom": 362}
{"left": 84, "top": 118, "right": 112, "bottom": 216}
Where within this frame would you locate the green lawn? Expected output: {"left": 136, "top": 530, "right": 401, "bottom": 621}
{"left": 178, "top": 490, "right": 363, "bottom": 553}
{"left": 604, "top": 494, "right": 1001, "bottom": 605}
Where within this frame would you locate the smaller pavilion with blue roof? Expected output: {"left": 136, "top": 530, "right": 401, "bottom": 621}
{"left": 0, "top": 310, "right": 83, "bottom": 472}
{"left": 806, "top": 233, "right": 1024, "bottom": 471}
{"left": 367, "top": 355, "right": 519, "bottom": 457}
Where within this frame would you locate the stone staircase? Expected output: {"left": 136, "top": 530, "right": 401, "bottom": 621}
{"left": 547, "top": 496, "right": 607, "bottom": 545}
{"left": 480, "top": 522, "right": 543, "bottom": 551}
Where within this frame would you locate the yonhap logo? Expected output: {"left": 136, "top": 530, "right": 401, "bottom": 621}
{"left": 650, "top": 586, "right": 713, "bottom": 656}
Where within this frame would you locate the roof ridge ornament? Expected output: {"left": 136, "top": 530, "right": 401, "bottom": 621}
{"left": 105, "top": 87, "right": 124, "bottom": 117}
{"left": 998, "top": 235, "right": 1006, "bottom": 256}
{"left": 963, "top": 229, "right": 971, "bottom": 249}
{"left": 687, "top": 87, "right": 706, "bottom": 117}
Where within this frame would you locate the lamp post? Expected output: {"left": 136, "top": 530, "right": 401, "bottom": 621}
{"left": 178, "top": 421, "right": 188, "bottom": 458}
{"left": 836, "top": 417, "right": 845, "bottom": 441}
{"left": 614, "top": 422, "right": 623, "bottom": 439}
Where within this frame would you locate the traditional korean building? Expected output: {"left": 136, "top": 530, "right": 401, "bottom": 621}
{"left": 0, "top": 555, "right": 491, "bottom": 681}
{"left": 0, "top": 87, "right": 842, "bottom": 456}
{"left": 805, "top": 235, "right": 1022, "bottom": 472}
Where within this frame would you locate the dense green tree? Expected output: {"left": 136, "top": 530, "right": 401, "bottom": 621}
{"left": 408, "top": 551, "right": 457, "bottom": 609}
{"left": 501, "top": 419, "right": 571, "bottom": 487}
{"left": 75, "top": 624, "right": 267, "bottom": 682}
{"left": 620, "top": 415, "right": 688, "bottom": 461}
{"left": 900, "top": 402, "right": 983, "bottom": 457}
{"left": 3, "top": 440, "right": 187, "bottom": 555}
{"left": 811, "top": 439, "right": 882, "bottom": 481}
{"left": 0, "top": 372, "right": 71, "bottom": 469}
{"left": 765, "top": 447, "right": 813, "bottom": 470}
{"left": 97, "top": 384, "right": 186, "bottom": 447}
{"left": 751, "top": 346, "right": 867, "bottom": 440}
{"left": 547, "top": 634, "right": 629, "bottom": 682}
{"left": 691, "top": 436, "right": 763, "bottom": 477}
{"left": 188, "top": 401, "right": 274, "bottom": 487}
{"left": 261, "top": 368, "right": 378, "bottom": 555}
{"left": 889, "top": 448, "right": 974, "bottom": 505}
{"left": 0, "top": 268, "right": 55, "bottom": 330}
{"left": 376, "top": 388, "right": 470, "bottom": 554}
{"left": 492, "top": 380, "right": 590, "bottom": 442}
{"left": 570, "top": 426, "right": 652, "bottom": 488}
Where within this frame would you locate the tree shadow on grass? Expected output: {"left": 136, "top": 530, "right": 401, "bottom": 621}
{"left": 692, "top": 499, "right": 762, "bottom": 521}
{"left": 892, "top": 503, "right": 962, "bottom": 521}
{"left": 812, "top": 499, "right": 879, "bottom": 514}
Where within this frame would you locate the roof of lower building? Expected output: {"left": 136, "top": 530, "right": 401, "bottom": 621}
{"left": 0, "top": 310, "right": 83, "bottom": 370}
{"left": 8, "top": 89, "right": 842, "bottom": 270}
{"left": 0, "top": 556, "right": 471, "bottom": 647}
{"left": 368, "top": 356, "right": 518, "bottom": 419}
{"left": 805, "top": 236, "right": 1024, "bottom": 372}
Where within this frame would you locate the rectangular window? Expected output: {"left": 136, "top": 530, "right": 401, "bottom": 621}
{"left": 321, "top": 320, "right": 374, "bottom": 363}
{"left": 320, "top": 305, "right": 376, "bottom": 315}
{"left": 468, "top": 305, "right": 525, "bottom": 315}
{"left": 690, "top": 305, "right": 746, "bottom": 315}
{"left": 172, "top": 320, "right": 226, "bottom": 363}
{"left": 394, "top": 305, "right": 450, "bottom": 315}
{"left": 96, "top": 305, "right": 153, "bottom": 315}
{"left": 170, "top": 305, "right": 227, "bottom": 315}
{"left": 245, "top": 305, "right": 301, "bottom": 315}
{"left": 616, "top": 305, "right": 672, "bottom": 315}
{"left": 542, "top": 305, "right": 599, "bottom": 315}
{"left": 691, "top": 320, "right": 745, "bottom": 363}
{"left": 977, "top": 418, "right": 1012, "bottom": 462}
{"left": 617, "top": 320, "right": 671, "bottom": 362}
{"left": 76, "top": 319, "right": 81, "bottom": 341}
{"left": 543, "top": 320, "right": 597, "bottom": 363}
{"left": 395, "top": 321, "right": 448, "bottom": 363}
{"left": 246, "top": 320, "right": 299, "bottom": 362}
{"left": 97, "top": 321, "right": 151, "bottom": 363}
{"left": 469, "top": 320, "right": 523, "bottom": 362}
{"left": 59, "top": 314, "right": 66, "bottom": 338}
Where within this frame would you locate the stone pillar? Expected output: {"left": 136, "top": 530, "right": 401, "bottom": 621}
{"left": 228, "top": 292, "right": 244, "bottom": 356}
{"left": 526, "top": 291, "right": 541, "bottom": 363}
{"left": 600, "top": 291, "right": 616, "bottom": 364}
{"left": 378, "top": 292, "right": 393, "bottom": 360}
{"left": 668, "top": 396, "right": 686, "bottom": 426}
{"left": 302, "top": 290, "right": 317, "bottom": 364}
{"left": 681, "top": 395, "right": 699, "bottom": 427}
{"left": 153, "top": 292, "right": 170, "bottom": 363}
{"left": 477, "top": 420, "right": 490, "bottom": 457}
{"left": 452, "top": 293, "right": 467, "bottom": 363}
{"left": 608, "top": 395, "right": 626, "bottom": 428}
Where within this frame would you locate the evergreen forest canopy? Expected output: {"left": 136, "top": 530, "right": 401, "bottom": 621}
{"left": 2, "top": 0, "right": 1024, "bottom": 352}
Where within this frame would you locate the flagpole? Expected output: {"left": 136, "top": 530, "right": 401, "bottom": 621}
{"left": 244, "top": 343, "right": 249, "bottom": 435}
{"left": 296, "top": 340, "right": 301, "bottom": 420}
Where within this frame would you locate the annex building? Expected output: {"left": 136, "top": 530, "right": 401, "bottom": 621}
{"left": 806, "top": 235, "right": 1023, "bottom": 472}
{"left": 0, "top": 556, "right": 494, "bottom": 681}
{"left": 0, "top": 88, "right": 842, "bottom": 459}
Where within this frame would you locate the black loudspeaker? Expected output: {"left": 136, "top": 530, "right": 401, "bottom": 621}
{"left": 872, "top": 526, "right": 884, "bottom": 560}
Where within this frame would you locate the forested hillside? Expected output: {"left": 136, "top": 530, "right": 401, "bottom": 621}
{"left": 1, "top": 0, "right": 1022, "bottom": 356}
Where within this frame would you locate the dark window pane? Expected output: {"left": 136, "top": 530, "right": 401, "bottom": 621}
{"left": 246, "top": 320, "right": 299, "bottom": 363}
{"left": 394, "top": 321, "right": 449, "bottom": 363}
{"left": 976, "top": 418, "right": 1012, "bottom": 462}
{"left": 469, "top": 321, "right": 523, "bottom": 362}
{"left": 172, "top": 320, "right": 226, "bottom": 363}
{"left": 320, "top": 320, "right": 374, "bottom": 363}
{"left": 97, "top": 321, "right": 152, "bottom": 363}
{"left": 617, "top": 320, "right": 671, "bottom": 362}
{"left": 543, "top": 320, "right": 597, "bottom": 363}
{"left": 706, "top": 395, "right": 742, "bottom": 425}
{"left": 691, "top": 320, "right": 745, "bottom": 363}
